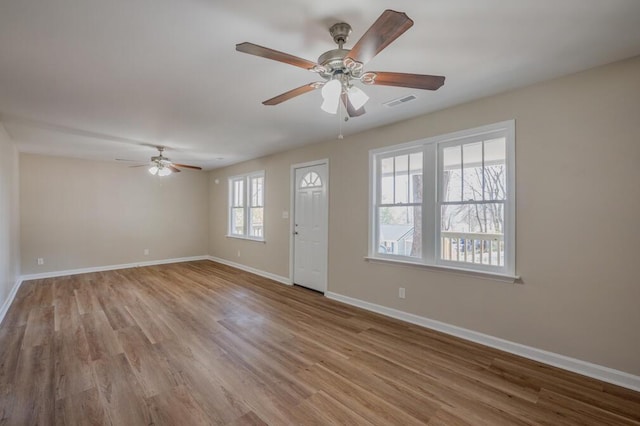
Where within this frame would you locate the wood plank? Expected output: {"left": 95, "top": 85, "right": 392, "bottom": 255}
{"left": 82, "top": 309, "right": 124, "bottom": 361}
{"left": 146, "top": 385, "right": 212, "bottom": 426}
{"left": 226, "top": 410, "right": 269, "bottom": 426}
{"left": 54, "top": 387, "right": 108, "bottom": 426}
{"left": 156, "top": 338, "right": 251, "bottom": 424}
{"left": 116, "top": 326, "right": 181, "bottom": 398}
{"left": 21, "top": 305, "right": 54, "bottom": 348}
{"left": 74, "top": 285, "right": 102, "bottom": 315}
{"left": 53, "top": 308, "right": 93, "bottom": 400}
{"left": 537, "top": 388, "right": 640, "bottom": 426}
{"left": 92, "top": 353, "right": 152, "bottom": 426}
{"left": 0, "top": 326, "right": 25, "bottom": 388}
{"left": 6, "top": 344, "right": 55, "bottom": 424}
{"left": 296, "top": 362, "right": 426, "bottom": 425}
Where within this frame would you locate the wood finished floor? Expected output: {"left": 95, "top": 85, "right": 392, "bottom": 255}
{"left": 0, "top": 261, "right": 639, "bottom": 425}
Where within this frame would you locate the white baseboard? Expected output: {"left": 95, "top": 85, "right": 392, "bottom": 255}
{"left": 207, "top": 255, "right": 292, "bottom": 286}
{"left": 0, "top": 277, "right": 23, "bottom": 326}
{"left": 20, "top": 255, "right": 210, "bottom": 281}
{"left": 325, "top": 291, "right": 640, "bottom": 392}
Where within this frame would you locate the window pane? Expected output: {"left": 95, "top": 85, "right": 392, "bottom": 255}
{"left": 232, "top": 207, "right": 245, "bottom": 235}
{"left": 378, "top": 206, "right": 421, "bottom": 258}
{"left": 300, "top": 171, "right": 322, "bottom": 188}
{"left": 484, "top": 138, "right": 506, "bottom": 201}
{"left": 442, "top": 145, "right": 461, "bottom": 202}
{"left": 233, "top": 180, "right": 244, "bottom": 207}
{"left": 251, "top": 176, "right": 264, "bottom": 206}
{"left": 440, "top": 203, "right": 504, "bottom": 266}
{"left": 442, "top": 203, "right": 497, "bottom": 233}
{"left": 380, "top": 157, "right": 394, "bottom": 204}
{"left": 395, "top": 155, "right": 409, "bottom": 204}
{"left": 249, "top": 207, "right": 263, "bottom": 237}
{"left": 463, "top": 142, "right": 483, "bottom": 201}
{"left": 409, "top": 152, "right": 423, "bottom": 204}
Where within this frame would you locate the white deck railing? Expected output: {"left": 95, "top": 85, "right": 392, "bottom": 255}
{"left": 441, "top": 231, "right": 504, "bottom": 266}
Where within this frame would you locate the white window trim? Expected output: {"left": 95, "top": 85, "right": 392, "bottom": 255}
{"left": 369, "top": 120, "right": 518, "bottom": 281}
{"left": 227, "top": 170, "right": 265, "bottom": 242}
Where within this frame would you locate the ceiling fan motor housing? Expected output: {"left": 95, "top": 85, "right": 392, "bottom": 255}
{"left": 318, "top": 49, "right": 349, "bottom": 74}
{"left": 318, "top": 22, "right": 364, "bottom": 82}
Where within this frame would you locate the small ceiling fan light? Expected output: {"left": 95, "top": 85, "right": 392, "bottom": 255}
{"left": 320, "top": 79, "right": 342, "bottom": 114}
{"left": 148, "top": 166, "right": 159, "bottom": 175}
{"left": 347, "top": 86, "right": 369, "bottom": 110}
{"left": 158, "top": 167, "right": 172, "bottom": 177}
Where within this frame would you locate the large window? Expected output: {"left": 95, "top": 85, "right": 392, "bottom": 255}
{"left": 229, "top": 171, "right": 265, "bottom": 240}
{"left": 370, "top": 121, "right": 515, "bottom": 277}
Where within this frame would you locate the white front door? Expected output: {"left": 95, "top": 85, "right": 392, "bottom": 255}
{"left": 293, "top": 163, "right": 328, "bottom": 292}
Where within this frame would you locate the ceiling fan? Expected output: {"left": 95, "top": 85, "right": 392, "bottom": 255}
{"left": 117, "top": 146, "right": 202, "bottom": 176}
{"left": 236, "top": 9, "right": 445, "bottom": 117}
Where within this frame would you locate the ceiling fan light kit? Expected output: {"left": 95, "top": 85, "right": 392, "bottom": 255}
{"left": 235, "top": 10, "right": 445, "bottom": 117}
{"left": 320, "top": 79, "right": 342, "bottom": 114}
{"left": 148, "top": 165, "right": 171, "bottom": 176}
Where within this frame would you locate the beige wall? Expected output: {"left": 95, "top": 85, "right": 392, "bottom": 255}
{"left": 210, "top": 56, "right": 640, "bottom": 375}
{"left": 0, "top": 123, "right": 20, "bottom": 314}
{"left": 21, "top": 154, "right": 209, "bottom": 274}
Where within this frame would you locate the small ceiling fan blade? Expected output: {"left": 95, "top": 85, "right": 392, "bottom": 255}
{"left": 236, "top": 42, "right": 319, "bottom": 71}
{"left": 263, "top": 83, "right": 320, "bottom": 106}
{"left": 345, "top": 10, "right": 413, "bottom": 66}
{"left": 341, "top": 93, "right": 366, "bottom": 117}
{"left": 172, "top": 163, "right": 202, "bottom": 170}
{"left": 128, "top": 164, "right": 149, "bottom": 168}
{"left": 168, "top": 165, "right": 181, "bottom": 173}
{"left": 116, "top": 158, "right": 142, "bottom": 162}
{"left": 363, "top": 72, "right": 445, "bottom": 90}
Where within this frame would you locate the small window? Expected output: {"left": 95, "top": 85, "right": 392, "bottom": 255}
{"left": 300, "top": 171, "right": 322, "bottom": 188}
{"left": 229, "top": 171, "right": 265, "bottom": 240}
{"left": 370, "top": 120, "right": 515, "bottom": 277}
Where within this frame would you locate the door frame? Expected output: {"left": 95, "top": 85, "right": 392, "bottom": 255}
{"left": 289, "top": 159, "right": 329, "bottom": 291}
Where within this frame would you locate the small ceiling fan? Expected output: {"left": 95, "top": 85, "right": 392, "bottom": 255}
{"left": 117, "top": 146, "right": 202, "bottom": 176}
{"left": 236, "top": 9, "right": 445, "bottom": 117}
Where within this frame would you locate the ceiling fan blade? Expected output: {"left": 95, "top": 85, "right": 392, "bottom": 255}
{"left": 263, "top": 83, "right": 320, "bottom": 106}
{"left": 362, "top": 72, "right": 445, "bottom": 90}
{"left": 116, "top": 158, "right": 143, "bottom": 162}
{"left": 236, "top": 42, "right": 319, "bottom": 71}
{"left": 341, "top": 93, "right": 366, "bottom": 117}
{"left": 168, "top": 165, "right": 181, "bottom": 173}
{"left": 345, "top": 10, "right": 413, "bottom": 66}
{"left": 129, "top": 164, "right": 149, "bottom": 168}
{"left": 172, "top": 163, "right": 202, "bottom": 170}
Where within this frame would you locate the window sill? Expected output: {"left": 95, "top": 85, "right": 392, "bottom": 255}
{"left": 364, "top": 256, "right": 520, "bottom": 283}
{"left": 226, "top": 235, "right": 266, "bottom": 243}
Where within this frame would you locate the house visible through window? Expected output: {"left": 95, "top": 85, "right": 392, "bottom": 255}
{"left": 370, "top": 121, "right": 515, "bottom": 277}
{"left": 229, "top": 171, "right": 265, "bottom": 240}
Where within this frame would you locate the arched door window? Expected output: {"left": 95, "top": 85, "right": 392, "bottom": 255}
{"left": 299, "top": 171, "right": 322, "bottom": 188}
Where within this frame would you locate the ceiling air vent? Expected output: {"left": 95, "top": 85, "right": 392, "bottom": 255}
{"left": 383, "top": 94, "right": 417, "bottom": 108}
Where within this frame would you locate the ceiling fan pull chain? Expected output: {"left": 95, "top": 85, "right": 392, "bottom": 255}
{"left": 338, "top": 101, "right": 344, "bottom": 140}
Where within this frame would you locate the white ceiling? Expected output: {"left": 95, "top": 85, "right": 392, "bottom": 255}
{"left": 1, "top": 0, "right": 640, "bottom": 169}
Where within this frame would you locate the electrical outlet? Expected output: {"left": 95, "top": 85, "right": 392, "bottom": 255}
{"left": 37, "top": 258, "right": 44, "bottom": 265}
{"left": 237, "top": 250, "right": 241, "bottom": 257}
{"left": 144, "top": 249, "right": 149, "bottom": 255}
{"left": 398, "top": 287, "right": 406, "bottom": 299}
